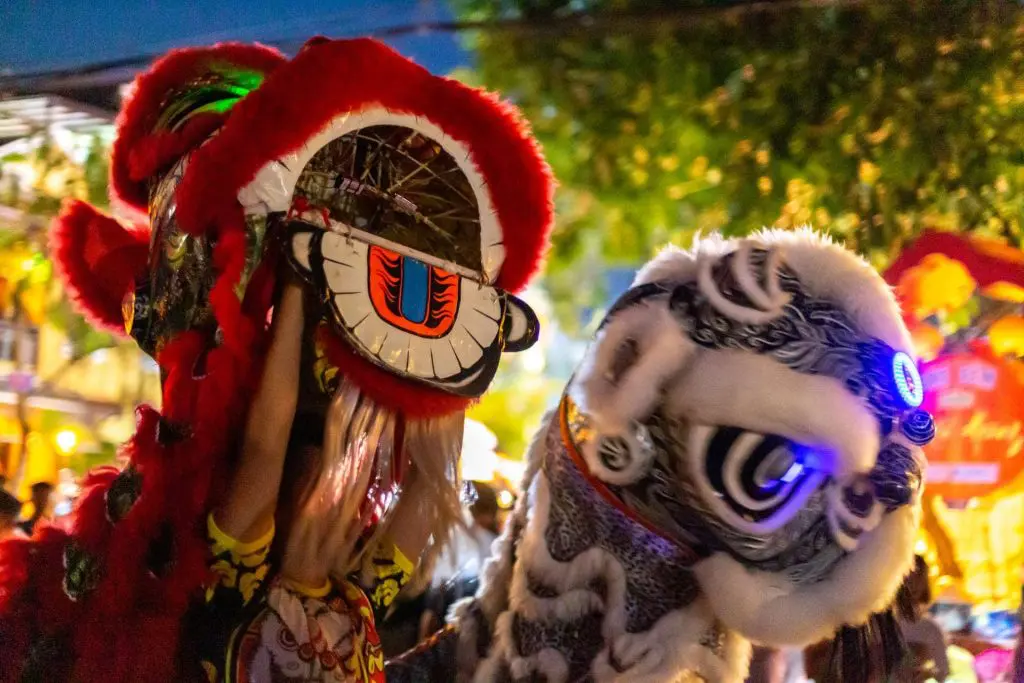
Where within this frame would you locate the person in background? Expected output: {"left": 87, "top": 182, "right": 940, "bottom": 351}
{"left": 377, "top": 587, "right": 431, "bottom": 658}
{"left": 17, "top": 481, "right": 53, "bottom": 536}
{"left": 747, "top": 647, "right": 786, "bottom": 683}
{"left": 417, "top": 482, "right": 501, "bottom": 640}
{"left": 431, "top": 481, "right": 501, "bottom": 587}
{"left": 900, "top": 555, "right": 951, "bottom": 682}
{"left": 1010, "top": 593, "right": 1024, "bottom": 683}
{"left": 0, "top": 488, "right": 24, "bottom": 541}
{"left": 747, "top": 646, "right": 807, "bottom": 683}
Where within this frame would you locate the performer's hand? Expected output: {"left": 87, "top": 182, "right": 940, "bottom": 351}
{"left": 214, "top": 278, "right": 306, "bottom": 543}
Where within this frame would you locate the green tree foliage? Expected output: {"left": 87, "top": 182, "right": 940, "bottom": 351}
{"left": 459, "top": 0, "right": 1024, "bottom": 292}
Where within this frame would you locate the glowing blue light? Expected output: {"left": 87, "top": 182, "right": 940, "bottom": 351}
{"left": 893, "top": 351, "right": 923, "bottom": 408}
{"left": 780, "top": 462, "right": 804, "bottom": 483}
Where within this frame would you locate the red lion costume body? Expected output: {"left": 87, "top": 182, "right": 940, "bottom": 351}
{"left": 0, "top": 37, "right": 552, "bottom": 683}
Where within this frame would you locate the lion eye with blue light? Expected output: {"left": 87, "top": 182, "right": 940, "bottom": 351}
{"left": 688, "top": 426, "right": 828, "bottom": 533}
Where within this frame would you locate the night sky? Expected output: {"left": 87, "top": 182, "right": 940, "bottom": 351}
{"left": 0, "top": 0, "right": 470, "bottom": 76}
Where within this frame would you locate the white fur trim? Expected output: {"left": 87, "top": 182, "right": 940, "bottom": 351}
{"left": 633, "top": 229, "right": 913, "bottom": 355}
{"left": 693, "top": 502, "right": 920, "bottom": 647}
{"left": 455, "top": 417, "right": 550, "bottom": 680}
{"left": 510, "top": 649, "right": 569, "bottom": 683}
{"left": 482, "top": 450, "right": 745, "bottom": 682}
{"left": 575, "top": 302, "right": 694, "bottom": 435}
{"left": 514, "top": 472, "right": 630, "bottom": 638}
{"left": 470, "top": 413, "right": 549, "bottom": 622}
{"left": 237, "top": 108, "right": 506, "bottom": 284}
{"left": 472, "top": 612, "right": 517, "bottom": 683}
{"left": 591, "top": 599, "right": 752, "bottom": 683}
{"left": 669, "top": 349, "right": 882, "bottom": 479}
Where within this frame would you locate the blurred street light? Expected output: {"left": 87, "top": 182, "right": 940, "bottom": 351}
{"left": 54, "top": 428, "right": 78, "bottom": 455}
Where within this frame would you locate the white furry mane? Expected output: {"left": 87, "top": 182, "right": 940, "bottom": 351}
{"left": 634, "top": 228, "right": 912, "bottom": 354}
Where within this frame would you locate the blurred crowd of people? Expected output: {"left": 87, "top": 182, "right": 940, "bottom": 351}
{"left": 746, "top": 556, "right": 1021, "bottom": 683}
{"left": 2, "top": 469, "right": 1020, "bottom": 683}
{"left": 0, "top": 477, "right": 53, "bottom": 541}
{"left": 366, "top": 479, "right": 1023, "bottom": 683}
{"left": 376, "top": 480, "right": 505, "bottom": 658}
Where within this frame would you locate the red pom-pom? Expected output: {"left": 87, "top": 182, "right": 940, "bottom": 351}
{"left": 49, "top": 200, "right": 149, "bottom": 333}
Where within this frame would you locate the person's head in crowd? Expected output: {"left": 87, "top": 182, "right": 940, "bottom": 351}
{"left": 28, "top": 481, "right": 54, "bottom": 520}
{"left": 0, "top": 489, "right": 22, "bottom": 538}
{"left": 907, "top": 555, "right": 932, "bottom": 610}
{"left": 468, "top": 482, "right": 500, "bottom": 536}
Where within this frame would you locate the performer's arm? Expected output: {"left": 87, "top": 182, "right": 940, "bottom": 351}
{"left": 213, "top": 279, "right": 305, "bottom": 542}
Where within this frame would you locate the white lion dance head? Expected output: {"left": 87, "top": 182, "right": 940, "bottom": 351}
{"left": 392, "top": 229, "right": 931, "bottom": 683}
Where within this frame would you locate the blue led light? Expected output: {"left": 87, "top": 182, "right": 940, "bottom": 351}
{"left": 780, "top": 462, "right": 804, "bottom": 483}
{"left": 893, "top": 351, "right": 923, "bottom": 408}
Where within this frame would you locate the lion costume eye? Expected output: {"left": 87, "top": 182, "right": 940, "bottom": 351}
{"left": 689, "top": 425, "right": 827, "bottom": 534}
{"left": 286, "top": 222, "right": 538, "bottom": 397}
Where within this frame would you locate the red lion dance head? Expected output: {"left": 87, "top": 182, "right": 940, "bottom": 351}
{"left": 0, "top": 37, "right": 552, "bottom": 682}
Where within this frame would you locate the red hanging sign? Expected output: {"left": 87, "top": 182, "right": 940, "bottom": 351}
{"left": 922, "top": 352, "right": 1024, "bottom": 499}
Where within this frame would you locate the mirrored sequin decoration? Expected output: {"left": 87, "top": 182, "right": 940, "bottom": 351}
{"left": 128, "top": 153, "right": 270, "bottom": 357}
{"left": 63, "top": 542, "right": 102, "bottom": 602}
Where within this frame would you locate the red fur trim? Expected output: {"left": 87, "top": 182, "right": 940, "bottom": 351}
{"left": 207, "top": 220, "right": 256, "bottom": 354}
{"left": 65, "top": 325, "right": 264, "bottom": 682}
{"left": 111, "top": 42, "right": 287, "bottom": 210}
{"left": 0, "top": 537, "right": 32, "bottom": 616}
{"left": 127, "top": 112, "right": 225, "bottom": 183}
{"left": 0, "top": 536, "right": 34, "bottom": 683}
{"left": 49, "top": 200, "right": 149, "bottom": 333}
{"left": 316, "top": 326, "right": 472, "bottom": 418}
{"left": 28, "top": 527, "right": 77, "bottom": 628}
{"left": 175, "top": 37, "right": 553, "bottom": 292}
{"left": 0, "top": 323, "right": 268, "bottom": 682}
{"left": 70, "top": 467, "right": 120, "bottom": 554}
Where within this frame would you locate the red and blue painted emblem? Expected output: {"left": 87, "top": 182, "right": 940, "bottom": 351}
{"left": 368, "top": 246, "right": 460, "bottom": 339}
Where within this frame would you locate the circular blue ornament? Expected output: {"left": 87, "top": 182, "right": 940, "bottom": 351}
{"left": 892, "top": 351, "right": 923, "bottom": 408}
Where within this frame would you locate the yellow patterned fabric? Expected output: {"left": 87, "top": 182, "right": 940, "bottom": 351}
{"left": 205, "top": 515, "right": 274, "bottom": 604}
{"left": 196, "top": 514, "right": 414, "bottom": 682}
{"left": 363, "top": 540, "right": 414, "bottom": 610}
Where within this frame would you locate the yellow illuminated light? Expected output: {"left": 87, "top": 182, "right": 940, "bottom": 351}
{"left": 54, "top": 429, "right": 78, "bottom": 455}
{"left": 497, "top": 490, "right": 515, "bottom": 509}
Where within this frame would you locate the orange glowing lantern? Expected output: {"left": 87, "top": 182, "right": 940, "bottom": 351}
{"left": 921, "top": 351, "right": 1024, "bottom": 499}
{"left": 896, "top": 253, "right": 977, "bottom": 321}
{"left": 988, "top": 315, "right": 1024, "bottom": 357}
{"left": 887, "top": 231, "right": 1024, "bottom": 307}
{"left": 983, "top": 281, "right": 1024, "bottom": 304}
